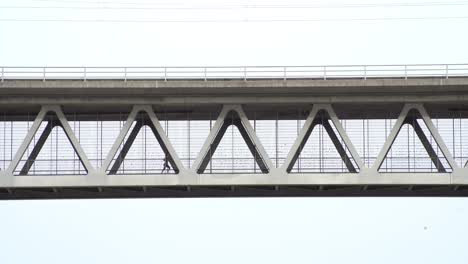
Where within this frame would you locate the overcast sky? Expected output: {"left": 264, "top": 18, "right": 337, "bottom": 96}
{"left": 1, "top": 0, "right": 468, "bottom": 263}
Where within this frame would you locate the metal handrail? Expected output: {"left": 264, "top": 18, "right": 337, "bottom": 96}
{"left": 1, "top": 64, "right": 468, "bottom": 81}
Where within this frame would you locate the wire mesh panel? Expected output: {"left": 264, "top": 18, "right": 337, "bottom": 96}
{"left": 162, "top": 120, "right": 190, "bottom": 168}
{"left": 159, "top": 110, "right": 218, "bottom": 169}
{"left": 0, "top": 113, "right": 36, "bottom": 171}
{"left": 251, "top": 111, "right": 307, "bottom": 168}
{"left": 188, "top": 119, "right": 215, "bottom": 169}
{"left": 277, "top": 119, "right": 305, "bottom": 168}
{"left": 68, "top": 113, "right": 124, "bottom": 169}
{"left": 342, "top": 118, "right": 396, "bottom": 168}
{"left": 433, "top": 117, "right": 468, "bottom": 168}
{"left": 252, "top": 119, "right": 276, "bottom": 166}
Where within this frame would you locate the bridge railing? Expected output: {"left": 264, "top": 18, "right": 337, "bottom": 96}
{"left": 1, "top": 64, "right": 468, "bottom": 81}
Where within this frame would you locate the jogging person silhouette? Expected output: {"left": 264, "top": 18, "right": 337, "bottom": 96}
{"left": 161, "top": 153, "right": 171, "bottom": 173}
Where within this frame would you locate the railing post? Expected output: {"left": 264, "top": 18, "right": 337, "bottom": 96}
{"left": 364, "top": 65, "right": 367, "bottom": 80}
{"left": 164, "top": 67, "right": 167, "bottom": 81}
{"left": 244, "top": 67, "right": 247, "bottom": 81}
{"left": 124, "top": 67, "right": 127, "bottom": 82}
{"left": 204, "top": 67, "right": 207, "bottom": 81}
{"left": 83, "top": 67, "right": 87, "bottom": 81}
{"left": 42, "top": 67, "right": 46, "bottom": 82}
{"left": 404, "top": 65, "right": 407, "bottom": 80}
{"left": 283, "top": 66, "right": 287, "bottom": 81}
{"left": 446, "top": 64, "right": 449, "bottom": 79}
{"left": 323, "top": 66, "right": 327, "bottom": 80}
{"left": 1, "top": 67, "right": 4, "bottom": 82}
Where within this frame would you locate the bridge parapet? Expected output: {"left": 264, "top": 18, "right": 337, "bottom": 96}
{"left": 2, "top": 64, "right": 468, "bottom": 81}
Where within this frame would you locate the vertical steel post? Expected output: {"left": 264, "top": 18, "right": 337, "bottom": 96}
{"left": 275, "top": 112, "right": 279, "bottom": 167}
{"left": 187, "top": 112, "right": 190, "bottom": 167}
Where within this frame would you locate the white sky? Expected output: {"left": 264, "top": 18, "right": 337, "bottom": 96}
{"left": 1, "top": 1, "right": 468, "bottom": 263}
{"left": 1, "top": 0, "right": 468, "bottom": 66}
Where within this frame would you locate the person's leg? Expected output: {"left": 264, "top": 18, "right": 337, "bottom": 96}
{"left": 161, "top": 161, "right": 169, "bottom": 173}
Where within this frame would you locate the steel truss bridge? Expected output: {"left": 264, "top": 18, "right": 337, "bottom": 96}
{"left": 1, "top": 64, "right": 468, "bottom": 199}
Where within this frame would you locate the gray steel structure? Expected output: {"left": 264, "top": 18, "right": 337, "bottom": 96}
{"left": 1, "top": 64, "right": 468, "bottom": 199}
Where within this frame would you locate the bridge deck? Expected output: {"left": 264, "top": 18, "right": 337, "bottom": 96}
{"left": 1, "top": 75, "right": 468, "bottom": 198}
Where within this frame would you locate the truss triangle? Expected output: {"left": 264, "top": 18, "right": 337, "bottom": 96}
{"left": 373, "top": 104, "right": 458, "bottom": 172}
{"left": 7, "top": 106, "right": 93, "bottom": 175}
{"left": 283, "top": 104, "right": 363, "bottom": 173}
{"left": 193, "top": 105, "right": 273, "bottom": 174}
{"left": 103, "top": 106, "right": 183, "bottom": 174}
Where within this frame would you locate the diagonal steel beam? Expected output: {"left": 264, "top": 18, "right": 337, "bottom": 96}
{"left": 108, "top": 121, "right": 143, "bottom": 174}
{"left": 53, "top": 106, "right": 94, "bottom": 173}
{"left": 413, "top": 104, "right": 458, "bottom": 170}
{"left": 233, "top": 105, "right": 274, "bottom": 170}
{"left": 322, "top": 120, "right": 357, "bottom": 173}
{"left": 143, "top": 105, "right": 184, "bottom": 173}
{"left": 145, "top": 119, "right": 180, "bottom": 173}
{"left": 192, "top": 107, "right": 231, "bottom": 173}
{"left": 6, "top": 108, "right": 47, "bottom": 174}
{"left": 196, "top": 121, "right": 230, "bottom": 174}
{"left": 19, "top": 121, "right": 55, "bottom": 175}
{"left": 102, "top": 107, "right": 140, "bottom": 172}
{"left": 322, "top": 104, "right": 364, "bottom": 170}
{"left": 372, "top": 105, "right": 412, "bottom": 172}
{"left": 285, "top": 117, "right": 320, "bottom": 173}
{"left": 282, "top": 105, "right": 321, "bottom": 173}
{"left": 233, "top": 119, "right": 269, "bottom": 173}
{"left": 405, "top": 116, "right": 446, "bottom": 172}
